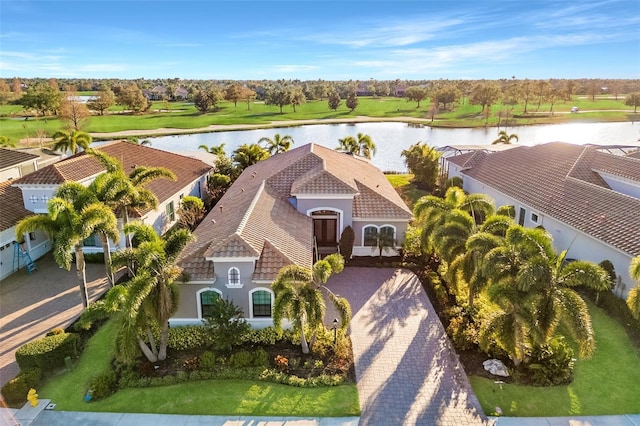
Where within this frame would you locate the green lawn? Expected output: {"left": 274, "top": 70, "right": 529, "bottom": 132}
{"left": 1, "top": 95, "right": 637, "bottom": 143}
{"left": 39, "top": 320, "right": 360, "bottom": 416}
{"left": 386, "top": 174, "right": 429, "bottom": 209}
{"left": 470, "top": 300, "right": 640, "bottom": 416}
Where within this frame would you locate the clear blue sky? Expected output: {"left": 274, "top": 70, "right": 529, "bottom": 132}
{"left": 1, "top": 0, "right": 639, "bottom": 81}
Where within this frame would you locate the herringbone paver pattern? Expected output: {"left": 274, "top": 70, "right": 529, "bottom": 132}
{"left": 325, "top": 268, "right": 491, "bottom": 426}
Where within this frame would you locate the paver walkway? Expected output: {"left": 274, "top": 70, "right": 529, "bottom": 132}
{"left": 0, "top": 254, "right": 112, "bottom": 389}
{"left": 324, "top": 267, "right": 490, "bottom": 426}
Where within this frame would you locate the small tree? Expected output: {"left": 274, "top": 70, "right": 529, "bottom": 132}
{"left": 345, "top": 92, "right": 359, "bottom": 112}
{"left": 202, "top": 297, "right": 251, "bottom": 353}
{"left": 327, "top": 91, "right": 341, "bottom": 111}
{"left": 176, "top": 195, "right": 205, "bottom": 230}
{"left": 625, "top": 93, "right": 640, "bottom": 113}
{"left": 338, "top": 226, "right": 355, "bottom": 260}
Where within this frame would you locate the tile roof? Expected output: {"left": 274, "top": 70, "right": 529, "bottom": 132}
{"left": 450, "top": 142, "right": 640, "bottom": 256}
{"left": 179, "top": 143, "right": 412, "bottom": 281}
{"left": 12, "top": 141, "right": 213, "bottom": 215}
{"left": 0, "top": 181, "right": 33, "bottom": 232}
{"left": 0, "top": 148, "right": 39, "bottom": 171}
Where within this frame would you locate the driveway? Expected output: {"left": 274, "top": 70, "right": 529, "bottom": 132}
{"left": 325, "top": 267, "right": 490, "bottom": 426}
{"left": 0, "top": 254, "right": 112, "bottom": 389}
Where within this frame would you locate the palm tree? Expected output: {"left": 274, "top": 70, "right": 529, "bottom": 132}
{"left": 336, "top": 136, "right": 358, "bottom": 154}
{"left": 198, "top": 143, "right": 226, "bottom": 156}
{"left": 492, "top": 130, "right": 519, "bottom": 145}
{"left": 0, "top": 136, "right": 16, "bottom": 148}
{"left": 479, "top": 225, "right": 608, "bottom": 365}
{"left": 124, "top": 136, "right": 151, "bottom": 146}
{"left": 51, "top": 129, "right": 92, "bottom": 154}
{"left": 414, "top": 187, "right": 495, "bottom": 254}
{"left": 258, "top": 134, "right": 294, "bottom": 155}
{"left": 16, "top": 183, "right": 119, "bottom": 308}
{"left": 272, "top": 254, "right": 352, "bottom": 354}
{"left": 627, "top": 256, "right": 640, "bottom": 319}
{"left": 356, "top": 133, "right": 376, "bottom": 159}
{"left": 93, "top": 223, "right": 193, "bottom": 362}
{"left": 87, "top": 149, "right": 176, "bottom": 249}
{"left": 232, "top": 143, "right": 269, "bottom": 170}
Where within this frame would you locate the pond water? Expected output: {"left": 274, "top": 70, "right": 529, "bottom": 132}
{"left": 145, "top": 121, "right": 640, "bottom": 173}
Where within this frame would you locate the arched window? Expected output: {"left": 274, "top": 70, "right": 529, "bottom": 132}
{"left": 380, "top": 226, "right": 395, "bottom": 242}
{"left": 228, "top": 267, "right": 240, "bottom": 286}
{"left": 363, "top": 225, "right": 378, "bottom": 246}
{"left": 198, "top": 289, "right": 221, "bottom": 319}
{"left": 251, "top": 290, "right": 272, "bottom": 318}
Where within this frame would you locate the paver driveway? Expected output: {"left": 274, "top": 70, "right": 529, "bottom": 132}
{"left": 325, "top": 267, "right": 491, "bottom": 426}
{"left": 0, "top": 254, "right": 111, "bottom": 389}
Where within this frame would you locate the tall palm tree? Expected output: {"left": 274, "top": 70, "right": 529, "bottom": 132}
{"left": 258, "top": 134, "right": 294, "bottom": 155}
{"left": 272, "top": 253, "right": 351, "bottom": 354}
{"left": 627, "top": 256, "right": 640, "bottom": 319}
{"left": 87, "top": 149, "right": 176, "bottom": 249}
{"left": 492, "top": 130, "right": 519, "bottom": 145}
{"left": 198, "top": 143, "right": 226, "bottom": 156}
{"left": 51, "top": 129, "right": 92, "bottom": 154}
{"left": 16, "top": 183, "right": 119, "bottom": 308}
{"left": 479, "top": 225, "right": 607, "bottom": 365}
{"left": 232, "top": 143, "right": 269, "bottom": 170}
{"left": 95, "top": 223, "right": 193, "bottom": 362}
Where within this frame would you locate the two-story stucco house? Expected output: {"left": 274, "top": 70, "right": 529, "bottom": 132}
{"left": 6, "top": 141, "right": 212, "bottom": 275}
{"left": 171, "top": 143, "right": 413, "bottom": 328}
{"left": 445, "top": 142, "right": 640, "bottom": 298}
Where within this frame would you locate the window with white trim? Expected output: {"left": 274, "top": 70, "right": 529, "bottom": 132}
{"left": 252, "top": 290, "right": 272, "bottom": 317}
{"left": 228, "top": 267, "right": 240, "bottom": 286}
{"left": 166, "top": 201, "right": 175, "bottom": 222}
{"left": 380, "top": 226, "right": 395, "bottom": 242}
{"left": 199, "top": 290, "right": 220, "bottom": 318}
{"left": 363, "top": 226, "right": 378, "bottom": 246}
{"left": 531, "top": 213, "right": 539, "bottom": 223}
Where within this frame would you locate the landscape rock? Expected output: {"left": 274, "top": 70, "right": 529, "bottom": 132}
{"left": 483, "top": 359, "right": 509, "bottom": 377}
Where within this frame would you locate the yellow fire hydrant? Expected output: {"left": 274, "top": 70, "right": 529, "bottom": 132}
{"left": 27, "top": 388, "right": 38, "bottom": 407}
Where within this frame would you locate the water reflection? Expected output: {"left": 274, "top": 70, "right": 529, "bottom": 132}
{"left": 145, "top": 121, "right": 639, "bottom": 173}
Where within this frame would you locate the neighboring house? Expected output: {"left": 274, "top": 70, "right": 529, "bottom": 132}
{"left": 0, "top": 181, "right": 50, "bottom": 280}
{"left": 146, "top": 85, "right": 169, "bottom": 100}
{"left": 170, "top": 143, "right": 413, "bottom": 328}
{"left": 10, "top": 141, "right": 212, "bottom": 258}
{"left": 0, "top": 148, "right": 39, "bottom": 182}
{"left": 173, "top": 87, "right": 189, "bottom": 100}
{"left": 445, "top": 142, "right": 640, "bottom": 298}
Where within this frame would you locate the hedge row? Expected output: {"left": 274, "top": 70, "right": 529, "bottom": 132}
{"left": 15, "top": 332, "right": 79, "bottom": 371}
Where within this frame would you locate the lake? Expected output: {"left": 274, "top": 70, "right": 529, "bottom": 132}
{"left": 145, "top": 121, "right": 640, "bottom": 173}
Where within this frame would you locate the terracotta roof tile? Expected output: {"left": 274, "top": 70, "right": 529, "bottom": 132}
{"left": 0, "top": 148, "right": 39, "bottom": 171}
{"left": 0, "top": 181, "right": 33, "bottom": 232}
{"left": 452, "top": 142, "right": 640, "bottom": 256}
{"left": 253, "top": 240, "right": 295, "bottom": 281}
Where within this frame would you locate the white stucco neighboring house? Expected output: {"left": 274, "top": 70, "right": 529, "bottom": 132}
{"left": 0, "top": 148, "right": 40, "bottom": 182}
{"left": 5, "top": 141, "right": 213, "bottom": 277}
{"left": 171, "top": 143, "right": 413, "bottom": 328}
{"left": 444, "top": 142, "right": 640, "bottom": 298}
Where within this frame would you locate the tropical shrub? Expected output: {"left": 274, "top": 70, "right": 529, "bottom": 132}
{"left": 199, "top": 351, "right": 216, "bottom": 371}
{"left": 229, "top": 350, "right": 254, "bottom": 368}
{"left": 338, "top": 226, "right": 355, "bottom": 260}
{"left": 202, "top": 297, "right": 250, "bottom": 352}
{"left": 0, "top": 368, "right": 41, "bottom": 404}
{"left": 445, "top": 306, "right": 480, "bottom": 351}
{"left": 87, "top": 370, "right": 117, "bottom": 401}
{"left": 522, "top": 338, "right": 575, "bottom": 386}
{"left": 15, "top": 332, "right": 79, "bottom": 370}
{"left": 167, "top": 325, "right": 211, "bottom": 351}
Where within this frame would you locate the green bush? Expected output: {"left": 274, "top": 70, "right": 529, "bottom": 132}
{"left": 87, "top": 371, "right": 117, "bottom": 401}
{"left": 240, "top": 327, "right": 293, "bottom": 346}
{"left": 524, "top": 338, "right": 575, "bottom": 386}
{"left": 229, "top": 350, "right": 254, "bottom": 368}
{"left": 338, "top": 226, "right": 355, "bottom": 260}
{"left": 445, "top": 306, "right": 479, "bottom": 351}
{"left": 202, "top": 298, "right": 250, "bottom": 352}
{"left": 259, "top": 368, "right": 345, "bottom": 387}
{"left": 253, "top": 348, "right": 269, "bottom": 367}
{"left": 45, "top": 327, "right": 65, "bottom": 337}
{"left": 83, "top": 252, "right": 105, "bottom": 263}
{"left": 167, "top": 325, "right": 211, "bottom": 351}
{"left": 15, "top": 333, "right": 79, "bottom": 371}
{"left": 199, "top": 351, "right": 216, "bottom": 371}
{"left": 1, "top": 368, "right": 42, "bottom": 404}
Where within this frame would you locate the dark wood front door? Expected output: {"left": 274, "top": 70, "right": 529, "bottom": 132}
{"left": 314, "top": 218, "right": 337, "bottom": 246}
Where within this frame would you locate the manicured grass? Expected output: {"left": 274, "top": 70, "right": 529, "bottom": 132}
{"left": 470, "top": 299, "right": 640, "bottom": 416}
{"left": 39, "top": 319, "right": 360, "bottom": 416}
{"left": 386, "top": 174, "right": 429, "bottom": 209}
{"left": 0, "top": 95, "right": 637, "bottom": 142}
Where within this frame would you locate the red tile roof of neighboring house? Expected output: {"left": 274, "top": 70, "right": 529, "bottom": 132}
{"left": 449, "top": 142, "right": 640, "bottom": 256}
{"left": 0, "top": 181, "right": 33, "bottom": 232}
{"left": 180, "top": 143, "right": 413, "bottom": 281}
{"left": 0, "top": 148, "right": 39, "bottom": 171}
{"left": 12, "top": 141, "right": 213, "bottom": 216}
